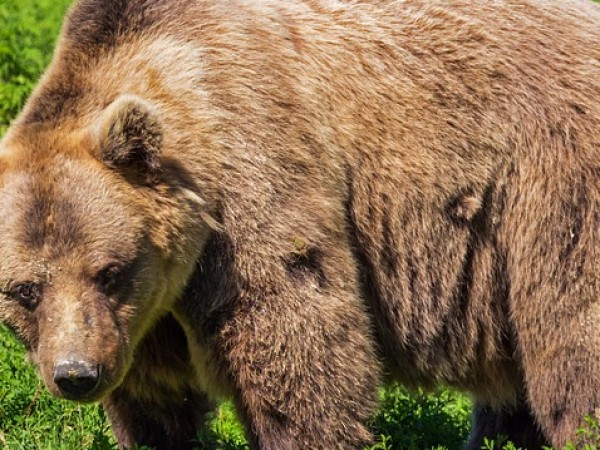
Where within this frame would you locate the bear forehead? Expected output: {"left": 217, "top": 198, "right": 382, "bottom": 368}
{"left": 0, "top": 122, "right": 90, "bottom": 163}
{"left": 0, "top": 156, "right": 143, "bottom": 270}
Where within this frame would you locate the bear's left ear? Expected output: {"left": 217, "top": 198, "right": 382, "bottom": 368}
{"left": 95, "top": 95, "right": 163, "bottom": 181}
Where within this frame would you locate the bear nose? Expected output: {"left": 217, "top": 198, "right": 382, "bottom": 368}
{"left": 53, "top": 360, "right": 101, "bottom": 399}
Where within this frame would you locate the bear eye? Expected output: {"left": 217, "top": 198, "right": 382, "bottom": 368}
{"left": 96, "top": 264, "right": 123, "bottom": 295}
{"left": 11, "top": 282, "right": 43, "bottom": 310}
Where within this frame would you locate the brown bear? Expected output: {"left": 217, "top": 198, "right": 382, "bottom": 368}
{"left": 0, "top": 0, "right": 599, "bottom": 449}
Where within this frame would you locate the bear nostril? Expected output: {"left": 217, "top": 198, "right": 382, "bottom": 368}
{"left": 53, "top": 360, "right": 101, "bottom": 399}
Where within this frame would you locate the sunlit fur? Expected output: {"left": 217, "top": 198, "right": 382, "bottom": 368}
{"left": 0, "top": 1, "right": 599, "bottom": 449}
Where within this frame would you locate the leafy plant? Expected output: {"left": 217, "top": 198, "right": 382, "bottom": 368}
{"left": 367, "top": 384, "right": 471, "bottom": 450}
{"left": 0, "top": 0, "right": 72, "bottom": 135}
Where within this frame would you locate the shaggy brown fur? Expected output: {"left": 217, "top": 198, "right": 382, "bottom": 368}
{"left": 0, "top": 0, "right": 599, "bottom": 449}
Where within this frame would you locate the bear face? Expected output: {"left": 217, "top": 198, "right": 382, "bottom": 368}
{"left": 0, "top": 96, "right": 210, "bottom": 402}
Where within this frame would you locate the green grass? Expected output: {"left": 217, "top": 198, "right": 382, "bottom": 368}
{"left": 0, "top": 0, "right": 73, "bottom": 135}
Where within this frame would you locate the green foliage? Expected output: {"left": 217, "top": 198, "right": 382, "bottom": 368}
{"left": 477, "top": 417, "right": 600, "bottom": 450}
{"left": 367, "top": 384, "right": 471, "bottom": 450}
{"left": 558, "top": 417, "right": 600, "bottom": 450}
{"left": 0, "top": 0, "right": 72, "bottom": 135}
{"left": 196, "top": 402, "right": 250, "bottom": 450}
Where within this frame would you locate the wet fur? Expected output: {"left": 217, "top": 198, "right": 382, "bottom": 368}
{"left": 0, "top": 0, "right": 599, "bottom": 449}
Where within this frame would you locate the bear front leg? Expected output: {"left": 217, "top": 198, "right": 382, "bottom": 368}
{"left": 222, "top": 281, "right": 380, "bottom": 450}
{"left": 467, "top": 401, "right": 549, "bottom": 450}
{"left": 210, "top": 233, "right": 381, "bottom": 449}
{"left": 103, "top": 314, "right": 215, "bottom": 449}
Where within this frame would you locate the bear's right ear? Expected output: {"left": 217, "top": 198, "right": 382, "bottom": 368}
{"left": 95, "top": 95, "right": 163, "bottom": 182}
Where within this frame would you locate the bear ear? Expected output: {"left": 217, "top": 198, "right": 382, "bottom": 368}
{"left": 96, "top": 95, "right": 163, "bottom": 181}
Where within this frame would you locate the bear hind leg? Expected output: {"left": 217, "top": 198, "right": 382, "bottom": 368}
{"left": 103, "top": 388, "right": 213, "bottom": 450}
{"left": 467, "top": 402, "right": 549, "bottom": 450}
{"left": 103, "top": 313, "right": 215, "bottom": 449}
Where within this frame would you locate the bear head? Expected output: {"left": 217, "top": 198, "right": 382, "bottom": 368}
{"left": 0, "top": 95, "right": 212, "bottom": 402}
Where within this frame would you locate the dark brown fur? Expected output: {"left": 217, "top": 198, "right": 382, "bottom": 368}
{"left": 0, "top": 1, "right": 599, "bottom": 449}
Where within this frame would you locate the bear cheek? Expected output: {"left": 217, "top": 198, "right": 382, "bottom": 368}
{"left": 124, "top": 268, "right": 171, "bottom": 346}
